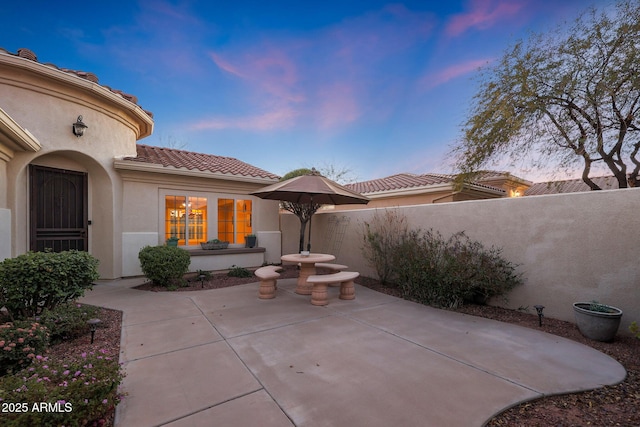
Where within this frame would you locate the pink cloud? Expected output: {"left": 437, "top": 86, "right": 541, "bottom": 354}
{"left": 446, "top": 0, "right": 525, "bottom": 36}
{"left": 314, "top": 83, "right": 361, "bottom": 129}
{"left": 210, "top": 48, "right": 305, "bottom": 104}
{"left": 189, "top": 107, "right": 298, "bottom": 131}
{"left": 210, "top": 52, "right": 245, "bottom": 78}
{"left": 201, "top": 5, "right": 434, "bottom": 132}
{"left": 421, "top": 58, "right": 491, "bottom": 89}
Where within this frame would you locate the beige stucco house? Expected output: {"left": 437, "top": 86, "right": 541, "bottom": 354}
{"left": 336, "top": 171, "right": 532, "bottom": 210}
{"left": 0, "top": 48, "right": 282, "bottom": 279}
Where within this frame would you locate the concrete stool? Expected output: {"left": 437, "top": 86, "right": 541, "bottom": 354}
{"left": 254, "top": 266, "right": 282, "bottom": 299}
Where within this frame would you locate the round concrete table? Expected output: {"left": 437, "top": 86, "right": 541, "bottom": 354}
{"left": 281, "top": 253, "right": 336, "bottom": 295}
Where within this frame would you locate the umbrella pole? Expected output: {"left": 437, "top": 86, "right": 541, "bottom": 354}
{"left": 306, "top": 197, "right": 314, "bottom": 252}
{"left": 307, "top": 211, "right": 312, "bottom": 252}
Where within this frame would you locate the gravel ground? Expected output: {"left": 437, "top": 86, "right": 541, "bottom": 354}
{"left": 56, "top": 266, "right": 639, "bottom": 426}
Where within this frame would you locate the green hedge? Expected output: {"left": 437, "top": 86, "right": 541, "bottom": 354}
{"left": 138, "top": 245, "right": 191, "bottom": 287}
{"left": 0, "top": 250, "right": 99, "bottom": 320}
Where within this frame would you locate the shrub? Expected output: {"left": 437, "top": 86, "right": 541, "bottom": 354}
{"left": 0, "top": 321, "right": 49, "bottom": 375}
{"left": 0, "top": 250, "right": 100, "bottom": 320}
{"left": 227, "top": 265, "right": 252, "bottom": 278}
{"left": 361, "top": 209, "right": 408, "bottom": 285}
{"left": 0, "top": 350, "right": 124, "bottom": 427}
{"left": 138, "top": 245, "right": 190, "bottom": 287}
{"left": 362, "top": 210, "right": 522, "bottom": 309}
{"left": 38, "top": 303, "right": 100, "bottom": 345}
{"left": 630, "top": 321, "right": 639, "bottom": 339}
{"left": 391, "top": 230, "right": 522, "bottom": 308}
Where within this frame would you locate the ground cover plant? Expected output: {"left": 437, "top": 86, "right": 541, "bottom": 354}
{"left": 0, "top": 306, "right": 123, "bottom": 427}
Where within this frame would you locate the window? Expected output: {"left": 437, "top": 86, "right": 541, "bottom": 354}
{"left": 165, "top": 195, "right": 207, "bottom": 245}
{"left": 218, "top": 199, "right": 252, "bottom": 244}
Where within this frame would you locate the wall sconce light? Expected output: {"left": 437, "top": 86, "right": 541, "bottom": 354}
{"left": 72, "top": 115, "right": 88, "bottom": 137}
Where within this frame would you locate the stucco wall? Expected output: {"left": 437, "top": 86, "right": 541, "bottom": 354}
{"left": 0, "top": 209, "right": 10, "bottom": 261}
{"left": 119, "top": 170, "right": 282, "bottom": 276}
{"left": 281, "top": 188, "right": 640, "bottom": 334}
{"left": 0, "top": 51, "right": 152, "bottom": 278}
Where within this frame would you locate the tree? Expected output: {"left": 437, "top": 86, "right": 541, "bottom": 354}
{"left": 280, "top": 168, "right": 321, "bottom": 252}
{"left": 452, "top": 0, "right": 640, "bottom": 189}
{"left": 317, "top": 163, "right": 358, "bottom": 185}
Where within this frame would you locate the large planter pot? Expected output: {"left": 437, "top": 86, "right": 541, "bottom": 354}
{"left": 245, "top": 235, "right": 257, "bottom": 248}
{"left": 573, "top": 302, "right": 623, "bottom": 342}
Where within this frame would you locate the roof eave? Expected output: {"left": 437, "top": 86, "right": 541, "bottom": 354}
{"left": 0, "top": 107, "right": 41, "bottom": 161}
{"left": 361, "top": 182, "right": 505, "bottom": 199}
{"left": 360, "top": 183, "right": 457, "bottom": 199}
{"left": 113, "top": 159, "right": 280, "bottom": 184}
{"left": 0, "top": 52, "right": 154, "bottom": 140}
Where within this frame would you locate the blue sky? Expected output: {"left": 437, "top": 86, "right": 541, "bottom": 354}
{"left": 1, "top": 0, "right": 610, "bottom": 182}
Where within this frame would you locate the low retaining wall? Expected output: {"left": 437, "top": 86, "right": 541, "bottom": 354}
{"left": 188, "top": 247, "right": 265, "bottom": 272}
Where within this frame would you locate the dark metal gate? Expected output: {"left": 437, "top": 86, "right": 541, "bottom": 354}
{"left": 29, "top": 165, "right": 88, "bottom": 252}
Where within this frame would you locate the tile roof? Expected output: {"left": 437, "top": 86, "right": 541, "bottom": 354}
{"left": 346, "top": 173, "right": 503, "bottom": 194}
{"left": 121, "top": 144, "right": 280, "bottom": 180}
{"left": 525, "top": 176, "right": 621, "bottom": 195}
{"left": 345, "top": 173, "right": 453, "bottom": 193}
{"left": 0, "top": 47, "right": 153, "bottom": 118}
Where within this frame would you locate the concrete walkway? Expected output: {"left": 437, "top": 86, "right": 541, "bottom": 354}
{"left": 80, "top": 278, "right": 626, "bottom": 427}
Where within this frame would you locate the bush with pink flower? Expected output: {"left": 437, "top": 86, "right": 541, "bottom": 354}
{"left": 0, "top": 350, "right": 124, "bottom": 426}
{"left": 0, "top": 320, "right": 49, "bottom": 375}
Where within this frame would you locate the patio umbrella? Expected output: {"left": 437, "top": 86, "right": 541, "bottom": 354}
{"left": 250, "top": 168, "right": 369, "bottom": 251}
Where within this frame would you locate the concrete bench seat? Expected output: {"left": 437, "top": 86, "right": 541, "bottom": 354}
{"left": 306, "top": 271, "right": 359, "bottom": 306}
{"left": 254, "top": 265, "right": 282, "bottom": 299}
{"left": 314, "top": 263, "right": 348, "bottom": 272}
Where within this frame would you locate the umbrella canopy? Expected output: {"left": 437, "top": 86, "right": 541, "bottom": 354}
{"left": 250, "top": 169, "right": 369, "bottom": 251}
{"left": 250, "top": 169, "right": 370, "bottom": 205}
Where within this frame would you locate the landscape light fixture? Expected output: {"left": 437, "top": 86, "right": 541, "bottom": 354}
{"left": 534, "top": 305, "right": 545, "bottom": 327}
{"left": 87, "top": 318, "right": 101, "bottom": 344}
{"left": 72, "top": 115, "right": 88, "bottom": 137}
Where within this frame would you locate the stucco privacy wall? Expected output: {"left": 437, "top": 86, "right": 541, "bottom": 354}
{"left": 281, "top": 188, "right": 640, "bottom": 334}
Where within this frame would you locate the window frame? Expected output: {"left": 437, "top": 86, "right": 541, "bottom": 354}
{"left": 159, "top": 190, "right": 255, "bottom": 247}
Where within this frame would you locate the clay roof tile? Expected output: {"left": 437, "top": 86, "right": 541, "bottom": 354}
{"left": 123, "top": 144, "right": 280, "bottom": 180}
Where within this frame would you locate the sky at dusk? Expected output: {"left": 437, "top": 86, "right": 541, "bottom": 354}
{"left": 1, "top": 0, "right": 613, "bottom": 182}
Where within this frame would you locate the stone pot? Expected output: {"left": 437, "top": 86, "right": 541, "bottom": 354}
{"left": 573, "top": 302, "right": 623, "bottom": 342}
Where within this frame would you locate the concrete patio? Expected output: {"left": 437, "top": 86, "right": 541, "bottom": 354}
{"left": 80, "top": 277, "right": 626, "bottom": 427}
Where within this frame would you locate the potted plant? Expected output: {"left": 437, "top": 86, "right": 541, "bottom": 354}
{"left": 200, "top": 239, "right": 229, "bottom": 250}
{"left": 573, "top": 301, "right": 623, "bottom": 342}
{"left": 166, "top": 236, "right": 179, "bottom": 247}
{"left": 245, "top": 234, "right": 257, "bottom": 248}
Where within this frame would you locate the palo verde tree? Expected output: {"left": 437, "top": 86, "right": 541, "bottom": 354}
{"left": 452, "top": 0, "right": 640, "bottom": 189}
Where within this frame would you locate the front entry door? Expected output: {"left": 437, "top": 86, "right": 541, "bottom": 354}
{"left": 30, "top": 165, "right": 88, "bottom": 252}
